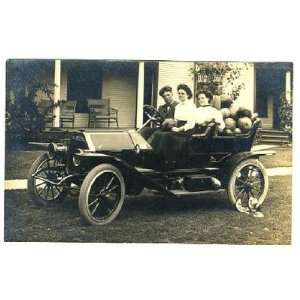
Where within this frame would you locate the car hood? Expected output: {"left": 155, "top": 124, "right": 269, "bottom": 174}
{"left": 83, "top": 129, "right": 152, "bottom": 152}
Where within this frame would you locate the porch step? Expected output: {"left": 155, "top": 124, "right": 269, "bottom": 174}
{"left": 261, "top": 134, "right": 290, "bottom": 139}
{"left": 260, "top": 129, "right": 290, "bottom": 136}
{"left": 257, "top": 129, "right": 291, "bottom": 145}
{"left": 260, "top": 139, "right": 290, "bottom": 145}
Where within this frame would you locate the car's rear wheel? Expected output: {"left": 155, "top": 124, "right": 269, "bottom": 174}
{"left": 79, "top": 164, "right": 125, "bottom": 225}
{"left": 27, "top": 153, "right": 68, "bottom": 206}
{"left": 227, "top": 159, "right": 268, "bottom": 210}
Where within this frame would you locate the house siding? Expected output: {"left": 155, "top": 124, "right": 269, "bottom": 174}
{"left": 229, "top": 63, "right": 255, "bottom": 111}
{"left": 157, "top": 61, "right": 195, "bottom": 107}
{"left": 102, "top": 70, "right": 137, "bottom": 128}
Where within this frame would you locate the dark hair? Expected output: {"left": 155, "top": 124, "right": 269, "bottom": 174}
{"left": 195, "top": 90, "right": 213, "bottom": 102}
{"left": 177, "top": 84, "right": 193, "bottom": 99}
{"left": 159, "top": 85, "right": 173, "bottom": 97}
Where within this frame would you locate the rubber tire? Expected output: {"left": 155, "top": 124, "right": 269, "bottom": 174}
{"left": 27, "top": 153, "right": 67, "bottom": 206}
{"left": 227, "top": 158, "right": 269, "bottom": 208}
{"left": 79, "top": 164, "right": 125, "bottom": 225}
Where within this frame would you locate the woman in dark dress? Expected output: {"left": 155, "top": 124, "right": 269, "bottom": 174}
{"left": 149, "top": 84, "right": 196, "bottom": 169}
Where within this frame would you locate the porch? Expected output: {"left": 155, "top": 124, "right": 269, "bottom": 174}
{"left": 25, "top": 59, "right": 159, "bottom": 130}
{"left": 255, "top": 62, "right": 293, "bottom": 130}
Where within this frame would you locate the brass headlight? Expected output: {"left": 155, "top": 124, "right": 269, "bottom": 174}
{"left": 48, "top": 143, "right": 68, "bottom": 159}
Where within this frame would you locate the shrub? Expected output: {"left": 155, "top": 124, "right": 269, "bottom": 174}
{"left": 6, "top": 60, "right": 55, "bottom": 149}
{"left": 279, "top": 95, "right": 293, "bottom": 142}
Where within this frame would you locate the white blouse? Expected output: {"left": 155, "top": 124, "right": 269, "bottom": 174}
{"left": 194, "top": 106, "right": 225, "bottom": 131}
{"left": 174, "top": 100, "right": 196, "bottom": 131}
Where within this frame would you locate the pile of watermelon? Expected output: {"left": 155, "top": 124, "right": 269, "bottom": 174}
{"left": 220, "top": 105, "right": 260, "bottom": 135}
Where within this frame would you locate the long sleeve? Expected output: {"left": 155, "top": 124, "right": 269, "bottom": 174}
{"left": 174, "top": 101, "right": 196, "bottom": 132}
{"left": 195, "top": 106, "right": 225, "bottom": 132}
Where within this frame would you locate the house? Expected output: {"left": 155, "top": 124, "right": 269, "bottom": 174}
{"left": 6, "top": 59, "right": 293, "bottom": 132}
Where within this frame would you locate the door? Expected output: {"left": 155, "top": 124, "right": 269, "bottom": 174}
{"left": 68, "top": 63, "right": 102, "bottom": 113}
{"left": 255, "top": 65, "right": 284, "bottom": 129}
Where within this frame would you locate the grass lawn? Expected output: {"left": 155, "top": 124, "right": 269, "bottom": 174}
{"left": 4, "top": 176, "right": 292, "bottom": 244}
{"left": 5, "top": 150, "right": 45, "bottom": 180}
{"left": 259, "top": 146, "right": 292, "bottom": 168}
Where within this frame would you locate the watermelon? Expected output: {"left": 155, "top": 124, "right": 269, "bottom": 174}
{"left": 237, "top": 117, "right": 252, "bottom": 133}
{"left": 236, "top": 107, "right": 252, "bottom": 119}
{"left": 234, "top": 128, "right": 242, "bottom": 134}
{"left": 223, "top": 128, "right": 233, "bottom": 136}
{"left": 221, "top": 108, "right": 231, "bottom": 119}
{"left": 224, "top": 117, "right": 236, "bottom": 131}
{"left": 229, "top": 103, "right": 239, "bottom": 119}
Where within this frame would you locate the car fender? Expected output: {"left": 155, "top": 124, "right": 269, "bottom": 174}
{"left": 77, "top": 152, "right": 176, "bottom": 197}
{"left": 76, "top": 152, "right": 154, "bottom": 194}
{"left": 78, "top": 152, "right": 139, "bottom": 176}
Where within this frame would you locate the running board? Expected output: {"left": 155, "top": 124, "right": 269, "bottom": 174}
{"left": 155, "top": 189, "right": 226, "bottom": 197}
{"left": 135, "top": 167, "right": 219, "bottom": 176}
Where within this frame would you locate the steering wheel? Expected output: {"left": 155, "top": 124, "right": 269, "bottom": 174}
{"left": 143, "top": 105, "right": 165, "bottom": 126}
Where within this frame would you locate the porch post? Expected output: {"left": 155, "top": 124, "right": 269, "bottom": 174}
{"left": 53, "top": 59, "right": 61, "bottom": 127}
{"left": 285, "top": 71, "right": 292, "bottom": 104}
{"left": 136, "top": 62, "right": 144, "bottom": 128}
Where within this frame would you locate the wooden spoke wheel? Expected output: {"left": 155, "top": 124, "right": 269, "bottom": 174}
{"left": 227, "top": 159, "right": 268, "bottom": 210}
{"left": 79, "top": 164, "right": 125, "bottom": 225}
{"left": 27, "top": 153, "right": 68, "bottom": 206}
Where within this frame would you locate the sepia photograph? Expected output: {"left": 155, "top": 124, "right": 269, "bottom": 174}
{"left": 4, "top": 59, "right": 293, "bottom": 244}
{"left": 1, "top": 1, "right": 299, "bottom": 299}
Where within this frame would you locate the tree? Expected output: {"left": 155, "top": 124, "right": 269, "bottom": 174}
{"left": 192, "top": 62, "right": 249, "bottom": 100}
{"left": 6, "top": 60, "right": 55, "bottom": 149}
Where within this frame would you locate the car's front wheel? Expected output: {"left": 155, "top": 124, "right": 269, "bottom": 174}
{"left": 27, "top": 153, "right": 68, "bottom": 206}
{"left": 227, "top": 159, "right": 269, "bottom": 210}
{"left": 79, "top": 164, "right": 125, "bottom": 225}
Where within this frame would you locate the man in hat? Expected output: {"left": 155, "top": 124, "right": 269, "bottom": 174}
{"left": 158, "top": 85, "right": 178, "bottom": 119}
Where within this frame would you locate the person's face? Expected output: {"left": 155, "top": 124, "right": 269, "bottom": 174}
{"left": 178, "top": 89, "right": 188, "bottom": 102}
{"left": 197, "top": 93, "right": 210, "bottom": 106}
{"left": 162, "top": 91, "right": 173, "bottom": 104}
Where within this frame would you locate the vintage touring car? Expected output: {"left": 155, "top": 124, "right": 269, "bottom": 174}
{"left": 28, "top": 105, "right": 275, "bottom": 225}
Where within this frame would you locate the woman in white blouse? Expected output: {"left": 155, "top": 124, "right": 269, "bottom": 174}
{"left": 194, "top": 90, "right": 225, "bottom": 132}
{"left": 171, "top": 84, "right": 196, "bottom": 132}
{"left": 149, "top": 84, "right": 196, "bottom": 169}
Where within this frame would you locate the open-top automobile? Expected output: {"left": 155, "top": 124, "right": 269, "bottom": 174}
{"left": 28, "top": 105, "right": 275, "bottom": 225}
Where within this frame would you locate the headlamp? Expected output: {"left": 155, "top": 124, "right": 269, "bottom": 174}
{"left": 48, "top": 143, "right": 68, "bottom": 159}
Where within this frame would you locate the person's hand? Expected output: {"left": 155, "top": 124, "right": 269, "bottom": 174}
{"left": 162, "top": 118, "right": 176, "bottom": 130}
